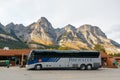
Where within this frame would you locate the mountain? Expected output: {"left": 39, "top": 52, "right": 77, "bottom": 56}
{"left": 56, "top": 24, "right": 120, "bottom": 53}
{"left": 78, "top": 24, "right": 120, "bottom": 53}
{"left": 56, "top": 24, "right": 88, "bottom": 50}
{"left": 0, "top": 23, "right": 28, "bottom": 49}
{"left": 0, "top": 23, "right": 6, "bottom": 34}
{"left": 5, "top": 23, "right": 26, "bottom": 40}
{"left": 24, "top": 17, "right": 57, "bottom": 48}
{"left": 0, "top": 17, "right": 120, "bottom": 53}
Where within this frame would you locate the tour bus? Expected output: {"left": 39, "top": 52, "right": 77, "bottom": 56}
{"left": 26, "top": 50, "right": 101, "bottom": 70}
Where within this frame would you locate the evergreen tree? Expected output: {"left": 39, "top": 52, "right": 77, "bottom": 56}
{"left": 94, "top": 44, "right": 106, "bottom": 53}
{"left": 58, "top": 46, "right": 71, "bottom": 50}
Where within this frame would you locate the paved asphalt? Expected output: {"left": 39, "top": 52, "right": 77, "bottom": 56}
{"left": 0, "top": 67, "right": 120, "bottom": 80}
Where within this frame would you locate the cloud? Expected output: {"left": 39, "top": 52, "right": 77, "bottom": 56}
{"left": 0, "top": 0, "right": 120, "bottom": 43}
{"left": 105, "top": 25, "right": 120, "bottom": 43}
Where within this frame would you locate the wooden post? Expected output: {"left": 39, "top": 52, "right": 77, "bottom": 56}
{"left": 21, "top": 53, "right": 24, "bottom": 67}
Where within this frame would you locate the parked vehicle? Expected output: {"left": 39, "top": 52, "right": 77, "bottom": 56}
{"left": 0, "top": 60, "right": 10, "bottom": 68}
{"left": 26, "top": 50, "right": 101, "bottom": 70}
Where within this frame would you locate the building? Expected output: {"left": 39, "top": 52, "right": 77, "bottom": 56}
{"left": 101, "top": 52, "right": 119, "bottom": 68}
{"left": 0, "top": 49, "right": 31, "bottom": 66}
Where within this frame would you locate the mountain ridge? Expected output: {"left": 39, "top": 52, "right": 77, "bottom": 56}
{"left": 0, "top": 17, "right": 120, "bottom": 54}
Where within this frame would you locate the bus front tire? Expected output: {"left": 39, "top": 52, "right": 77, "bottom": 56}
{"left": 35, "top": 64, "right": 42, "bottom": 70}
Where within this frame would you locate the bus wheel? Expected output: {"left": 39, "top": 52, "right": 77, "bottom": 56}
{"left": 80, "top": 64, "right": 86, "bottom": 70}
{"left": 86, "top": 64, "right": 92, "bottom": 70}
{"left": 35, "top": 64, "right": 42, "bottom": 70}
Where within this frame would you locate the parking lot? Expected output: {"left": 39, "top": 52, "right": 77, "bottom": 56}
{"left": 0, "top": 67, "right": 120, "bottom": 80}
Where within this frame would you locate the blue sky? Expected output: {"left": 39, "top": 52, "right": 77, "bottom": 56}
{"left": 0, "top": 0, "right": 120, "bottom": 43}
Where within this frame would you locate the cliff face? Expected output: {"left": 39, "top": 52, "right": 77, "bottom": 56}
{"left": 57, "top": 24, "right": 120, "bottom": 53}
{"left": 56, "top": 24, "right": 88, "bottom": 50}
{"left": 26, "top": 17, "right": 57, "bottom": 48}
{"left": 0, "top": 23, "right": 28, "bottom": 49}
{"left": 0, "top": 17, "right": 120, "bottom": 53}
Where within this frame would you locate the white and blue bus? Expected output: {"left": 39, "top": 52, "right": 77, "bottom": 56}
{"left": 26, "top": 50, "right": 101, "bottom": 70}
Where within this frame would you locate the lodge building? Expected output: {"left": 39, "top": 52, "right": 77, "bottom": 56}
{"left": 0, "top": 49, "right": 31, "bottom": 66}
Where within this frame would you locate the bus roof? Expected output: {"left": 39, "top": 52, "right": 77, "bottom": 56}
{"left": 32, "top": 49, "right": 99, "bottom": 53}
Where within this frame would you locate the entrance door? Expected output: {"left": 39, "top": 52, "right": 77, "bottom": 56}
{"left": 15, "top": 57, "right": 20, "bottom": 66}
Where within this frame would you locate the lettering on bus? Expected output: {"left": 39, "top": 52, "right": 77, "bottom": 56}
{"left": 69, "top": 58, "right": 92, "bottom": 62}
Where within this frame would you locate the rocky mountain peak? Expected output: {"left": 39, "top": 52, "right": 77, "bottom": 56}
{"left": 14, "top": 24, "right": 25, "bottom": 30}
{"left": 27, "top": 17, "right": 57, "bottom": 46}
{"left": 0, "top": 22, "right": 3, "bottom": 25}
{"left": 5, "top": 23, "right": 25, "bottom": 32}
{"left": 0, "top": 23, "right": 5, "bottom": 29}
{"left": 79, "top": 24, "right": 107, "bottom": 38}
{"left": 35, "top": 17, "right": 54, "bottom": 30}
{"left": 37, "top": 17, "right": 49, "bottom": 23}
{"left": 0, "top": 23, "right": 6, "bottom": 34}
{"left": 6, "top": 22, "right": 15, "bottom": 26}
{"left": 78, "top": 24, "right": 93, "bottom": 31}
{"left": 6, "top": 22, "right": 15, "bottom": 29}
{"left": 64, "top": 24, "right": 76, "bottom": 32}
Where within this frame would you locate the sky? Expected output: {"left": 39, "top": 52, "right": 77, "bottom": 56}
{"left": 0, "top": 0, "right": 120, "bottom": 43}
